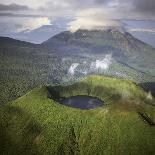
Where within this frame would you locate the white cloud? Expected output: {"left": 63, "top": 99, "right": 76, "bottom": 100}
{"left": 0, "top": 0, "right": 48, "bottom": 8}
{"left": 146, "top": 91, "right": 153, "bottom": 100}
{"left": 0, "top": 0, "right": 155, "bottom": 41}
{"left": 91, "top": 54, "right": 112, "bottom": 71}
{"left": 68, "top": 63, "right": 79, "bottom": 75}
{"left": 0, "top": 16, "right": 51, "bottom": 33}
{"left": 68, "top": 8, "right": 123, "bottom": 32}
{"left": 17, "top": 17, "right": 51, "bottom": 32}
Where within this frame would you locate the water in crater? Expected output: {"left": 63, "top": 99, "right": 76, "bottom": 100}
{"left": 60, "top": 95, "right": 104, "bottom": 110}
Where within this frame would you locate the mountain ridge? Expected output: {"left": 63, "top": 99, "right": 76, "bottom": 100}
{"left": 42, "top": 29, "right": 154, "bottom": 49}
{"left": 1, "top": 28, "right": 155, "bottom": 50}
{"left": 0, "top": 36, "right": 37, "bottom": 46}
{"left": 41, "top": 29, "right": 155, "bottom": 77}
{"left": 1, "top": 28, "right": 155, "bottom": 49}
{"left": 0, "top": 28, "right": 155, "bottom": 104}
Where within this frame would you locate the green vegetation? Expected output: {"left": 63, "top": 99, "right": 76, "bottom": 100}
{"left": 1, "top": 29, "right": 155, "bottom": 104}
{"left": 0, "top": 39, "right": 67, "bottom": 104}
{"left": 48, "top": 76, "right": 146, "bottom": 104}
{"left": 1, "top": 76, "right": 155, "bottom": 155}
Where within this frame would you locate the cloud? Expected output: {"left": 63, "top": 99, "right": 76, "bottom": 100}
{"left": 0, "top": 0, "right": 48, "bottom": 8}
{"left": 38, "top": 0, "right": 95, "bottom": 17}
{"left": 129, "top": 28, "right": 155, "bottom": 33}
{"left": 134, "top": 0, "right": 155, "bottom": 14}
{"left": 0, "top": 16, "right": 51, "bottom": 34}
{"left": 17, "top": 17, "right": 51, "bottom": 32}
{"left": 146, "top": 91, "right": 153, "bottom": 100}
{"left": 37, "top": 0, "right": 155, "bottom": 22}
{"left": 0, "top": 0, "right": 155, "bottom": 42}
{"left": 68, "top": 8, "right": 123, "bottom": 32}
{"left": 0, "top": 13, "right": 44, "bottom": 18}
{"left": 0, "top": 3, "right": 30, "bottom": 11}
{"left": 91, "top": 54, "right": 112, "bottom": 71}
{"left": 1, "top": 0, "right": 155, "bottom": 19}
{"left": 1, "top": 1, "right": 155, "bottom": 20}
{"left": 68, "top": 63, "right": 79, "bottom": 75}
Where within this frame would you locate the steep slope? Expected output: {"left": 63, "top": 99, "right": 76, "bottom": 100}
{"left": 43, "top": 29, "right": 155, "bottom": 77}
{"left": 0, "top": 76, "right": 155, "bottom": 155}
{"left": 0, "top": 37, "right": 62, "bottom": 104}
{"left": 0, "top": 37, "right": 36, "bottom": 47}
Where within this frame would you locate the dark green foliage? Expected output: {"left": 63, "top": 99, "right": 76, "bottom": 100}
{"left": 139, "top": 82, "right": 155, "bottom": 97}
{"left": 0, "top": 76, "right": 155, "bottom": 155}
{"left": 59, "top": 126, "right": 80, "bottom": 155}
{"left": 138, "top": 112, "right": 155, "bottom": 126}
{"left": 0, "top": 105, "right": 42, "bottom": 155}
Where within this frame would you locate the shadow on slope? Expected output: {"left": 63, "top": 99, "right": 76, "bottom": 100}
{"left": 0, "top": 105, "right": 42, "bottom": 155}
{"left": 139, "top": 82, "right": 155, "bottom": 97}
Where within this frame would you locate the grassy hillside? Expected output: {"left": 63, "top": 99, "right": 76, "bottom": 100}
{"left": 0, "top": 76, "right": 155, "bottom": 155}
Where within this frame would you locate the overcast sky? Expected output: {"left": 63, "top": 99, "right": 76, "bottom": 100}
{"left": 0, "top": 0, "right": 155, "bottom": 44}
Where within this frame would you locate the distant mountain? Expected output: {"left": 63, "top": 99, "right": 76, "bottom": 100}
{"left": 0, "top": 29, "right": 155, "bottom": 104}
{"left": 14, "top": 25, "right": 66, "bottom": 44}
{"left": 42, "top": 29, "right": 155, "bottom": 77}
{"left": 0, "top": 36, "right": 35, "bottom": 47}
{"left": 8, "top": 17, "right": 72, "bottom": 44}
